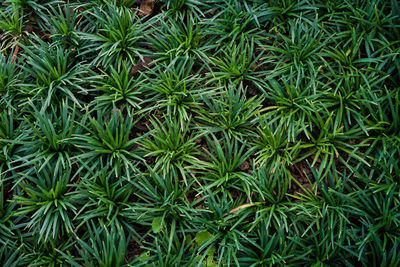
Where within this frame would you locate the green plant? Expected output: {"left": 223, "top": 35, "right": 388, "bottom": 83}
{"left": 205, "top": 37, "right": 263, "bottom": 86}
{"left": 66, "top": 222, "right": 130, "bottom": 267}
{"left": 22, "top": 235, "right": 76, "bottom": 267}
{"left": 21, "top": 38, "right": 89, "bottom": 109}
{"left": 142, "top": 57, "right": 206, "bottom": 126}
{"left": 141, "top": 226, "right": 198, "bottom": 266}
{"left": 0, "top": 4, "right": 24, "bottom": 49}
{"left": 297, "top": 112, "right": 370, "bottom": 177}
{"left": 258, "top": 0, "right": 318, "bottom": 32}
{"left": 12, "top": 102, "right": 79, "bottom": 175}
{"left": 237, "top": 229, "right": 292, "bottom": 266}
{"left": 94, "top": 61, "right": 144, "bottom": 112}
{"left": 201, "top": 0, "right": 266, "bottom": 47}
{"left": 15, "top": 164, "right": 78, "bottom": 241}
{"left": 161, "top": 0, "right": 207, "bottom": 18}
{"left": 73, "top": 108, "right": 142, "bottom": 177}
{"left": 1, "top": 0, "right": 400, "bottom": 264}
{"left": 193, "top": 191, "right": 254, "bottom": 266}
{"left": 46, "top": 3, "right": 81, "bottom": 48}
{"left": 131, "top": 167, "right": 202, "bottom": 230}
{"left": 348, "top": 182, "right": 400, "bottom": 264}
{"left": 260, "top": 18, "right": 326, "bottom": 75}
{"left": 258, "top": 72, "right": 321, "bottom": 141}
{"left": 130, "top": 168, "right": 204, "bottom": 265}
{"left": 76, "top": 168, "right": 135, "bottom": 231}
{"left": 139, "top": 117, "right": 204, "bottom": 184}
{"left": 148, "top": 12, "right": 210, "bottom": 62}
{"left": 0, "top": 109, "right": 30, "bottom": 179}
{"left": 253, "top": 118, "right": 300, "bottom": 168}
{"left": 79, "top": 4, "right": 149, "bottom": 69}
{"left": 200, "top": 134, "right": 254, "bottom": 197}
{"left": 0, "top": 241, "right": 23, "bottom": 267}
{"left": 197, "top": 83, "right": 264, "bottom": 139}
{"left": 246, "top": 164, "right": 292, "bottom": 235}
{"left": 0, "top": 111, "right": 15, "bottom": 164}
{"left": 0, "top": 181, "right": 20, "bottom": 245}
{"left": 0, "top": 52, "right": 20, "bottom": 103}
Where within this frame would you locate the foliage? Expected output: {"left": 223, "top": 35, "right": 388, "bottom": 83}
{"left": 0, "top": 0, "right": 399, "bottom": 265}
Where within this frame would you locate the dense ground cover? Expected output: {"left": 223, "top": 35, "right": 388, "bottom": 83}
{"left": 0, "top": 0, "right": 400, "bottom": 266}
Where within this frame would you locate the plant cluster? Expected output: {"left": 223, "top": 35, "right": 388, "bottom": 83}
{"left": 1, "top": 0, "right": 400, "bottom": 266}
